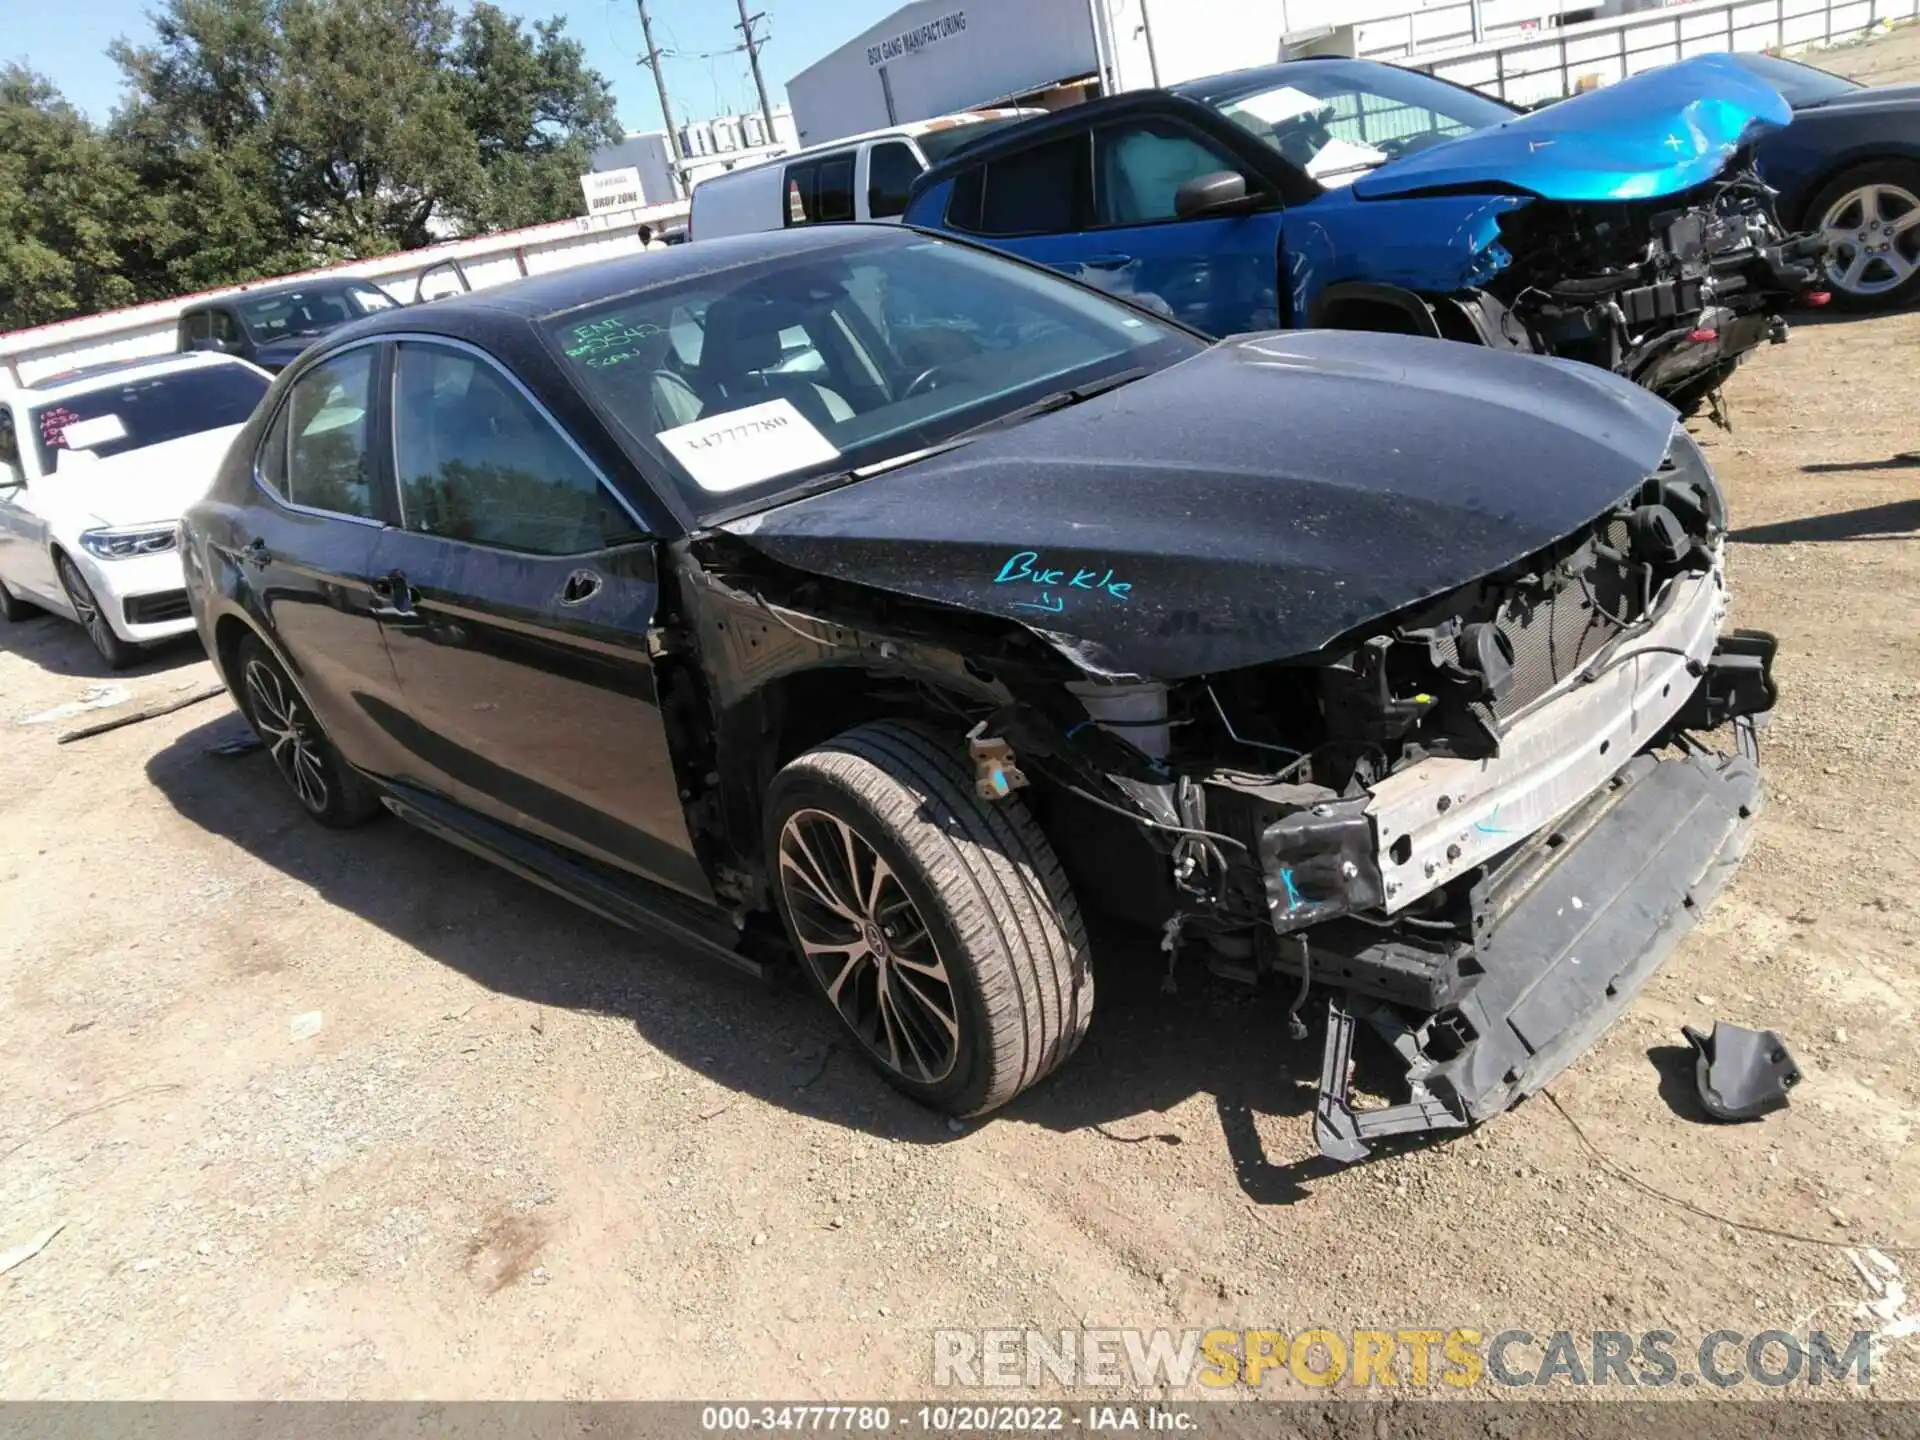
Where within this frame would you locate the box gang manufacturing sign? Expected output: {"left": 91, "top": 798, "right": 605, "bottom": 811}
{"left": 868, "top": 10, "right": 967, "bottom": 65}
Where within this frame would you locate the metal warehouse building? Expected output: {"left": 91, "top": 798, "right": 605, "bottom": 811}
{"left": 784, "top": 0, "right": 1616, "bottom": 145}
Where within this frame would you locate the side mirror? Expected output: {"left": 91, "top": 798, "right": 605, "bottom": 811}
{"left": 1174, "top": 169, "right": 1257, "bottom": 220}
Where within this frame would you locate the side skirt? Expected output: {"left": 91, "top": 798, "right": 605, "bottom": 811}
{"left": 380, "top": 780, "right": 766, "bottom": 980}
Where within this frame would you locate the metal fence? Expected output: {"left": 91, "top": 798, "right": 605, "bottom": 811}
{"left": 1406, "top": 0, "right": 1920, "bottom": 106}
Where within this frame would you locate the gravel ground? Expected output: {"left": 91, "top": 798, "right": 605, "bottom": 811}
{"left": 2, "top": 30, "right": 1917, "bottom": 1403}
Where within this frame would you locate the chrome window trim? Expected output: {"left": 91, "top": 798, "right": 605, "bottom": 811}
{"left": 384, "top": 332, "right": 652, "bottom": 544}
{"left": 249, "top": 336, "right": 387, "bottom": 529}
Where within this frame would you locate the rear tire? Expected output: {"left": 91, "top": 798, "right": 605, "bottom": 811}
{"left": 1805, "top": 160, "right": 1920, "bottom": 312}
{"left": 234, "top": 633, "right": 382, "bottom": 828}
{"left": 766, "top": 720, "right": 1094, "bottom": 1117}
{"left": 54, "top": 552, "right": 140, "bottom": 669}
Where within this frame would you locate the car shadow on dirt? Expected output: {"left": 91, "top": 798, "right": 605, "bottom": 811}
{"left": 0, "top": 608, "right": 207, "bottom": 680}
{"left": 145, "top": 711, "right": 1423, "bottom": 1205}
{"left": 1730, "top": 497, "right": 1920, "bottom": 544}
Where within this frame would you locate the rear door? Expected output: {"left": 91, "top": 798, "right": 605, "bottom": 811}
{"left": 782, "top": 151, "right": 857, "bottom": 228}
{"left": 243, "top": 342, "right": 415, "bottom": 778}
{"left": 368, "top": 338, "right": 712, "bottom": 901}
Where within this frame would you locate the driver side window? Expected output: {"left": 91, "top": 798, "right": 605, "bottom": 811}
{"left": 391, "top": 342, "right": 631, "bottom": 556}
{"left": 1094, "top": 121, "right": 1246, "bottom": 226}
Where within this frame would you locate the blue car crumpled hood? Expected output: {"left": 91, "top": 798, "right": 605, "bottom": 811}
{"left": 1352, "top": 53, "right": 1793, "bottom": 204}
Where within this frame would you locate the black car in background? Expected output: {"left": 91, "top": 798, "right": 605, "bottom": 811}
{"left": 1727, "top": 52, "right": 1920, "bottom": 309}
{"left": 176, "top": 277, "right": 402, "bottom": 372}
{"left": 179, "top": 226, "right": 1775, "bottom": 1161}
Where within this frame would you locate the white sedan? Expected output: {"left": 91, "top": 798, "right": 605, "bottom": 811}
{"left": 0, "top": 352, "right": 271, "bottom": 668}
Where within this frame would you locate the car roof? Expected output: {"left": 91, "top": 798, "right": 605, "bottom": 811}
{"left": 181, "top": 275, "right": 379, "bottom": 310}
{"left": 12, "top": 351, "right": 251, "bottom": 402}
{"left": 909, "top": 89, "right": 1206, "bottom": 190}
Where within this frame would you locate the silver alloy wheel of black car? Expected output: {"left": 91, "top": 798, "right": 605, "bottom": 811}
{"left": 778, "top": 806, "right": 961, "bottom": 1085}
{"left": 1820, "top": 180, "right": 1920, "bottom": 299}
{"left": 244, "top": 655, "right": 331, "bottom": 814}
{"left": 54, "top": 553, "right": 136, "bottom": 669}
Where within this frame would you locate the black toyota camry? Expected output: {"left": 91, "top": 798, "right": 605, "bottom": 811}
{"left": 181, "top": 225, "right": 1777, "bottom": 1161}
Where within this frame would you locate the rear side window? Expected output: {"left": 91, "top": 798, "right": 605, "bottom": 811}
{"left": 784, "top": 153, "right": 857, "bottom": 226}
{"left": 391, "top": 342, "right": 628, "bottom": 555}
{"left": 866, "top": 141, "right": 924, "bottom": 219}
{"left": 259, "top": 349, "right": 378, "bottom": 519}
{"left": 947, "top": 134, "right": 1091, "bottom": 237}
{"left": 182, "top": 312, "right": 212, "bottom": 345}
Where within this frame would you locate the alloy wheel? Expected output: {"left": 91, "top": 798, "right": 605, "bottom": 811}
{"left": 777, "top": 808, "right": 961, "bottom": 1085}
{"left": 243, "top": 657, "right": 331, "bottom": 814}
{"left": 1820, "top": 182, "right": 1920, "bottom": 298}
{"left": 57, "top": 557, "right": 121, "bottom": 661}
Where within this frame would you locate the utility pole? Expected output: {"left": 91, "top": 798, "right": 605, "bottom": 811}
{"left": 636, "top": 0, "right": 685, "bottom": 198}
{"left": 734, "top": 0, "right": 778, "bottom": 141}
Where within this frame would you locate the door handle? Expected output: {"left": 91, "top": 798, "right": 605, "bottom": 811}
{"left": 559, "top": 569, "right": 603, "bottom": 606}
{"left": 243, "top": 537, "right": 272, "bottom": 568}
{"left": 1081, "top": 253, "right": 1135, "bottom": 270}
{"left": 368, "top": 570, "right": 418, "bottom": 619}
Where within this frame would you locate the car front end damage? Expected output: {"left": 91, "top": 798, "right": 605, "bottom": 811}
{"left": 706, "top": 332, "right": 1776, "bottom": 1156}
{"left": 1015, "top": 431, "right": 1775, "bottom": 1159}
{"left": 1471, "top": 158, "right": 1828, "bottom": 408}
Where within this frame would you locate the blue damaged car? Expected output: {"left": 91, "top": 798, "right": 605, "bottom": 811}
{"left": 901, "top": 54, "right": 1827, "bottom": 409}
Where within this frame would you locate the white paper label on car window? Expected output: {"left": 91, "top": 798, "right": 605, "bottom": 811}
{"left": 1227, "top": 85, "right": 1326, "bottom": 127}
{"left": 59, "top": 414, "right": 129, "bottom": 449}
{"left": 657, "top": 398, "right": 841, "bottom": 494}
{"left": 1307, "top": 137, "right": 1389, "bottom": 184}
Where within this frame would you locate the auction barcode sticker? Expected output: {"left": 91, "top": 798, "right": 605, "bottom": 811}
{"left": 658, "top": 398, "right": 840, "bottom": 493}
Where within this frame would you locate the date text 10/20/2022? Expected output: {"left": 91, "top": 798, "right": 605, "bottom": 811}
{"left": 699, "top": 1407, "right": 1193, "bottom": 1432}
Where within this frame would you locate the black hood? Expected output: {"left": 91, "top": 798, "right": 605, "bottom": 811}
{"left": 721, "top": 332, "right": 1679, "bottom": 679}
{"left": 1802, "top": 81, "right": 1920, "bottom": 113}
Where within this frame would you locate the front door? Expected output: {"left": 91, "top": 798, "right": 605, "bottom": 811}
{"left": 0, "top": 405, "right": 61, "bottom": 606}
{"left": 1080, "top": 118, "right": 1284, "bottom": 336}
{"left": 369, "top": 338, "right": 711, "bottom": 901}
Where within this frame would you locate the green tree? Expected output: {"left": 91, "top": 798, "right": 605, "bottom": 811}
{"left": 0, "top": 66, "right": 158, "bottom": 330}
{"left": 113, "top": 0, "right": 621, "bottom": 272}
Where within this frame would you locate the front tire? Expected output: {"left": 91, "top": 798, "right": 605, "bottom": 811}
{"left": 0, "top": 575, "right": 38, "bottom": 623}
{"left": 234, "top": 634, "right": 382, "bottom": 828}
{"left": 766, "top": 721, "right": 1093, "bottom": 1117}
{"left": 54, "top": 552, "right": 139, "bottom": 669}
{"left": 1807, "top": 160, "right": 1920, "bottom": 311}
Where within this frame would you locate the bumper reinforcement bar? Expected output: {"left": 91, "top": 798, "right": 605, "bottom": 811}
{"left": 1312, "top": 743, "right": 1764, "bottom": 1163}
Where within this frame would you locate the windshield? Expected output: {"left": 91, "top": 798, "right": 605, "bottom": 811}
{"left": 1194, "top": 61, "right": 1516, "bottom": 185}
{"left": 30, "top": 365, "right": 268, "bottom": 474}
{"left": 238, "top": 284, "right": 393, "bottom": 342}
{"left": 548, "top": 231, "right": 1202, "bottom": 522}
{"left": 1731, "top": 52, "right": 1863, "bottom": 107}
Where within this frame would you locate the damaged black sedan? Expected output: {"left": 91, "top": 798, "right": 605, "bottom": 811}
{"left": 181, "top": 227, "right": 1778, "bottom": 1159}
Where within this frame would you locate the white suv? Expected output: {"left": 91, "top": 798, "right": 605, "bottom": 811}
{"left": 0, "top": 352, "right": 270, "bottom": 668}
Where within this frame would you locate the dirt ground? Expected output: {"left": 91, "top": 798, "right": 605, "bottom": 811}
{"left": 4, "top": 33, "right": 1919, "bottom": 1405}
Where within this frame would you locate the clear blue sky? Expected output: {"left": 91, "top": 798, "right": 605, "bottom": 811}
{"left": 11, "top": 0, "right": 906, "bottom": 130}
